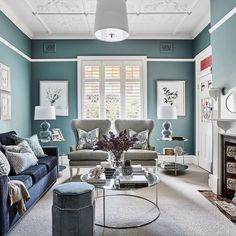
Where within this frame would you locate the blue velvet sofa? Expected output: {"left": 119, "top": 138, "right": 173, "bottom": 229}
{"left": 0, "top": 131, "right": 58, "bottom": 236}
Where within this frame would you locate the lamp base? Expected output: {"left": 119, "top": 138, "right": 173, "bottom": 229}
{"left": 39, "top": 120, "right": 52, "bottom": 142}
{"left": 161, "top": 121, "right": 173, "bottom": 140}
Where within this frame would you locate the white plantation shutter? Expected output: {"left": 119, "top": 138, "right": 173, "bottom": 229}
{"left": 80, "top": 58, "right": 146, "bottom": 121}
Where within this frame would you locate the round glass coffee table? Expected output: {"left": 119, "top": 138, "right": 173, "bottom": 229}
{"left": 81, "top": 172, "right": 160, "bottom": 229}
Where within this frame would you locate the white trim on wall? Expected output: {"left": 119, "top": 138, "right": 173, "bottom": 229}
{"left": 209, "top": 6, "right": 236, "bottom": 34}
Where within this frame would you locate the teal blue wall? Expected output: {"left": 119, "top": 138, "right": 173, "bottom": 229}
{"left": 31, "top": 40, "right": 195, "bottom": 154}
{"left": 193, "top": 24, "right": 211, "bottom": 56}
{"left": 0, "top": 12, "right": 31, "bottom": 136}
{"left": 211, "top": 1, "right": 236, "bottom": 88}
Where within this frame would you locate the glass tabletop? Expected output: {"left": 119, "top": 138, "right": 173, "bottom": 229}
{"left": 80, "top": 172, "right": 160, "bottom": 190}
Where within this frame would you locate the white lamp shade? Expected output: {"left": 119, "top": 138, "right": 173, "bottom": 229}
{"left": 94, "top": 0, "right": 129, "bottom": 42}
{"left": 157, "top": 106, "right": 177, "bottom": 120}
{"left": 34, "top": 106, "right": 56, "bottom": 120}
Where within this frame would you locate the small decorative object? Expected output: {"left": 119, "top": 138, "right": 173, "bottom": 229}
{"left": 52, "top": 128, "right": 64, "bottom": 141}
{"left": 157, "top": 80, "right": 185, "bottom": 116}
{"left": 174, "top": 146, "right": 184, "bottom": 156}
{"left": 163, "top": 148, "right": 174, "bottom": 155}
{"left": 157, "top": 106, "right": 177, "bottom": 140}
{"left": 40, "top": 80, "right": 68, "bottom": 116}
{"left": 89, "top": 165, "right": 104, "bottom": 178}
{"left": 172, "top": 136, "right": 185, "bottom": 141}
{"left": 122, "top": 160, "right": 133, "bottom": 176}
{"left": 34, "top": 106, "right": 56, "bottom": 142}
{"left": 94, "top": 130, "right": 138, "bottom": 169}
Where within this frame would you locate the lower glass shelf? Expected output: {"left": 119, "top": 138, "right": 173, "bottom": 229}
{"left": 158, "top": 162, "right": 188, "bottom": 172}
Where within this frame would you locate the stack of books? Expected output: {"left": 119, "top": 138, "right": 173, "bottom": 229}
{"left": 104, "top": 168, "right": 116, "bottom": 179}
{"left": 131, "top": 164, "right": 147, "bottom": 175}
{"left": 87, "top": 173, "right": 106, "bottom": 185}
{"left": 119, "top": 175, "right": 148, "bottom": 188}
{"left": 161, "top": 162, "right": 177, "bottom": 169}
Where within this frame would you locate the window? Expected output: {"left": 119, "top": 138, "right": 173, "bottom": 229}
{"left": 78, "top": 57, "right": 147, "bottom": 123}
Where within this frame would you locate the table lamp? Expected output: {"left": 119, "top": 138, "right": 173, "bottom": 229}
{"left": 34, "top": 106, "right": 56, "bottom": 142}
{"left": 157, "top": 106, "right": 177, "bottom": 140}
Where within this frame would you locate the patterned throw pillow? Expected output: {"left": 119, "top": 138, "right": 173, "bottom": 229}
{"left": 77, "top": 128, "right": 99, "bottom": 150}
{"left": 129, "top": 129, "right": 149, "bottom": 150}
{"left": 0, "top": 151, "right": 10, "bottom": 175}
{"left": 13, "top": 134, "right": 46, "bottom": 158}
{"left": 3, "top": 141, "right": 38, "bottom": 175}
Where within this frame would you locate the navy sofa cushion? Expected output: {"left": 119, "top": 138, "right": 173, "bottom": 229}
{"left": 0, "top": 131, "right": 17, "bottom": 153}
{"left": 21, "top": 165, "right": 47, "bottom": 184}
{"left": 38, "top": 156, "right": 58, "bottom": 172}
{"left": 9, "top": 175, "right": 33, "bottom": 189}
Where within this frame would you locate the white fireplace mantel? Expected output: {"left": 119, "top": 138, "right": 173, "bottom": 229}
{"left": 210, "top": 119, "right": 236, "bottom": 132}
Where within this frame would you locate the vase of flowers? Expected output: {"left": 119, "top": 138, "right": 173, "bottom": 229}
{"left": 94, "top": 130, "right": 138, "bottom": 169}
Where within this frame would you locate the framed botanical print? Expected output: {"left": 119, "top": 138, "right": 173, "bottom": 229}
{"left": 157, "top": 80, "right": 186, "bottom": 116}
{"left": 0, "top": 92, "right": 11, "bottom": 120}
{"left": 0, "top": 64, "right": 11, "bottom": 92}
{"left": 40, "top": 80, "right": 69, "bottom": 116}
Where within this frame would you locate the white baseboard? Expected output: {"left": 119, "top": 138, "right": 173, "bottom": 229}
{"left": 157, "top": 155, "right": 196, "bottom": 164}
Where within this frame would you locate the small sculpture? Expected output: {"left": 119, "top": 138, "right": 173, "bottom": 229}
{"left": 89, "top": 165, "right": 104, "bottom": 178}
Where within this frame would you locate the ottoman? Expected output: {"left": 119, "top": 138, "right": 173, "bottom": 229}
{"left": 52, "top": 182, "right": 95, "bottom": 236}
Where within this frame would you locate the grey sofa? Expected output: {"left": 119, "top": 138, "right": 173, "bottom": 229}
{"left": 68, "top": 119, "right": 111, "bottom": 180}
{"left": 68, "top": 119, "right": 157, "bottom": 179}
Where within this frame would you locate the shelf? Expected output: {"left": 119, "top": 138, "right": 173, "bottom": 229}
{"left": 210, "top": 119, "right": 236, "bottom": 132}
{"left": 158, "top": 162, "right": 188, "bottom": 172}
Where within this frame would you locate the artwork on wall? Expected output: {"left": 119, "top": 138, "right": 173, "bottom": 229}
{"left": 40, "top": 80, "right": 68, "bottom": 116}
{"left": 0, "top": 92, "right": 11, "bottom": 120}
{"left": 0, "top": 64, "right": 11, "bottom": 120}
{"left": 156, "top": 80, "right": 185, "bottom": 116}
{"left": 0, "top": 64, "right": 11, "bottom": 92}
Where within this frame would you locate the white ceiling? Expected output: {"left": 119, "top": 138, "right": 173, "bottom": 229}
{"left": 0, "top": 0, "right": 210, "bottom": 39}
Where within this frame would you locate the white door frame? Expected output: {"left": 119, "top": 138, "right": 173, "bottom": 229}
{"left": 195, "top": 46, "right": 212, "bottom": 165}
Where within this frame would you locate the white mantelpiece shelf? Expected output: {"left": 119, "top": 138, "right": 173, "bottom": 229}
{"left": 210, "top": 119, "right": 236, "bottom": 132}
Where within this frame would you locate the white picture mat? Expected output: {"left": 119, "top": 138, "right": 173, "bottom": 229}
{"left": 0, "top": 64, "right": 11, "bottom": 92}
{"left": 0, "top": 92, "right": 11, "bottom": 120}
{"left": 157, "top": 80, "right": 185, "bottom": 116}
{"left": 40, "top": 81, "right": 68, "bottom": 116}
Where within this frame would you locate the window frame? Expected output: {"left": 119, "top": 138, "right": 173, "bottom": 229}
{"left": 77, "top": 56, "right": 147, "bottom": 120}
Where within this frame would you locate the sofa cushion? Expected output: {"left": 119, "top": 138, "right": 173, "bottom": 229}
{"left": 3, "top": 141, "right": 38, "bottom": 175}
{"left": 14, "top": 134, "right": 46, "bottom": 158}
{"left": 124, "top": 149, "right": 157, "bottom": 161}
{"left": 129, "top": 129, "right": 149, "bottom": 150}
{"left": 9, "top": 175, "right": 33, "bottom": 189}
{"left": 21, "top": 164, "right": 48, "bottom": 184}
{"left": 38, "top": 156, "right": 58, "bottom": 172}
{"left": 77, "top": 128, "right": 99, "bottom": 150}
{"left": 68, "top": 150, "right": 108, "bottom": 161}
{"left": 0, "top": 151, "right": 10, "bottom": 175}
{"left": 0, "top": 131, "right": 17, "bottom": 153}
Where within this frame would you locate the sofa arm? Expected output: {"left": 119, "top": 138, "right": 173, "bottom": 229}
{"left": 70, "top": 145, "right": 76, "bottom": 152}
{"left": 0, "top": 175, "right": 10, "bottom": 236}
{"left": 43, "top": 146, "right": 59, "bottom": 157}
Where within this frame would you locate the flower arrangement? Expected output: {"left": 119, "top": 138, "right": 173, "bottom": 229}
{"left": 94, "top": 129, "right": 138, "bottom": 158}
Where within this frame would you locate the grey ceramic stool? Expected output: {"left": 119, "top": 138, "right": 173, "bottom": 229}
{"left": 52, "top": 182, "right": 95, "bottom": 236}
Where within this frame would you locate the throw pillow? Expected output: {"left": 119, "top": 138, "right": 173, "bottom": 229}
{"left": 129, "top": 129, "right": 149, "bottom": 150}
{"left": 13, "top": 134, "right": 46, "bottom": 158}
{"left": 0, "top": 131, "right": 17, "bottom": 153}
{"left": 0, "top": 151, "right": 10, "bottom": 175}
{"left": 77, "top": 128, "right": 99, "bottom": 150}
{"left": 3, "top": 141, "right": 38, "bottom": 175}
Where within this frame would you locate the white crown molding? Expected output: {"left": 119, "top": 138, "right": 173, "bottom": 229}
{"left": 209, "top": 6, "right": 236, "bottom": 34}
{"left": 0, "top": 2, "right": 34, "bottom": 38}
{"left": 192, "top": 12, "right": 210, "bottom": 39}
{"left": 0, "top": 35, "right": 196, "bottom": 63}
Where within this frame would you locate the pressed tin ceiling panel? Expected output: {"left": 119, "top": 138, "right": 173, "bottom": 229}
{"left": 1, "top": 0, "right": 210, "bottom": 39}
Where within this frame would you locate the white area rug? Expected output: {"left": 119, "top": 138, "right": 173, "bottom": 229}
{"left": 8, "top": 164, "right": 236, "bottom": 236}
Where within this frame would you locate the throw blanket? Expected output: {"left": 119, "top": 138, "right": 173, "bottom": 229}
{"left": 8, "top": 180, "right": 30, "bottom": 216}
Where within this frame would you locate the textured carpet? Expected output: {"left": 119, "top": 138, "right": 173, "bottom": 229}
{"left": 8, "top": 163, "right": 236, "bottom": 236}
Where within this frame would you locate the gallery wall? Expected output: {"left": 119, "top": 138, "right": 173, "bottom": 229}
{"left": 31, "top": 40, "right": 195, "bottom": 154}
{"left": 0, "top": 12, "right": 31, "bottom": 137}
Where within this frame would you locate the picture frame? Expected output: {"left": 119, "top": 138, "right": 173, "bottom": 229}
{"left": 52, "top": 128, "right": 64, "bottom": 141}
{"left": 157, "top": 80, "right": 186, "bottom": 116}
{"left": 163, "top": 148, "right": 174, "bottom": 155}
{"left": 0, "top": 64, "right": 11, "bottom": 92}
{"left": 40, "top": 80, "right": 68, "bottom": 116}
{"left": 0, "top": 92, "right": 11, "bottom": 120}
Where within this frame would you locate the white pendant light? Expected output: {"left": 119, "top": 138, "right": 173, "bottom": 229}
{"left": 94, "top": 0, "right": 129, "bottom": 42}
